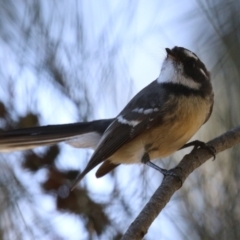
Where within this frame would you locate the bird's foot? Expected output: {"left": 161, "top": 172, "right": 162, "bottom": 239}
{"left": 180, "top": 140, "right": 216, "bottom": 160}
{"left": 141, "top": 153, "right": 182, "bottom": 185}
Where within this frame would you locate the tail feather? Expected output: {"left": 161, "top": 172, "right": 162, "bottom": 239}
{"left": 0, "top": 119, "right": 113, "bottom": 152}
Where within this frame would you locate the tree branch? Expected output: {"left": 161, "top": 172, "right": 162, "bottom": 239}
{"left": 121, "top": 126, "right": 240, "bottom": 240}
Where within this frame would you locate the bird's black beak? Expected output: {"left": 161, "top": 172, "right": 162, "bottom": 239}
{"left": 165, "top": 48, "right": 172, "bottom": 55}
{"left": 165, "top": 48, "right": 176, "bottom": 60}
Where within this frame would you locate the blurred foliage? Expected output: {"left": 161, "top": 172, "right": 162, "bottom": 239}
{"left": 174, "top": 1, "right": 240, "bottom": 240}
{"left": 0, "top": 0, "right": 240, "bottom": 240}
{"left": 0, "top": 1, "right": 136, "bottom": 239}
{"left": 22, "top": 145, "right": 59, "bottom": 172}
{"left": 16, "top": 113, "right": 39, "bottom": 129}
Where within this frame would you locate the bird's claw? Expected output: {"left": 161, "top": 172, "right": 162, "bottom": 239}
{"left": 192, "top": 142, "right": 216, "bottom": 160}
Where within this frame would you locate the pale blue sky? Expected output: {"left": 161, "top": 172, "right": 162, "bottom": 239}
{"left": 0, "top": 1, "right": 216, "bottom": 239}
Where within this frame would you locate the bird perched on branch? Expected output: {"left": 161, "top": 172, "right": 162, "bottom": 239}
{"left": 0, "top": 46, "right": 214, "bottom": 190}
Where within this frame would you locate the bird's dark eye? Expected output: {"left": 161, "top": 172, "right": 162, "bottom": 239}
{"left": 186, "top": 58, "right": 196, "bottom": 68}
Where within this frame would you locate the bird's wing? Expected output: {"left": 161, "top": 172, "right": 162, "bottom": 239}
{"left": 71, "top": 81, "right": 172, "bottom": 188}
{"left": 95, "top": 160, "right": 120, "bottom": 178}
{"left": 91, "top": 107, "right": 164, "bottom": 161}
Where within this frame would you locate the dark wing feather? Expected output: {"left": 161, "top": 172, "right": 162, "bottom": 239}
{"left": 71, "top": 81, "right": 171, "bottom": 189}
{"left": 90, "top": 109, "right": 164, "bottom": 161}
{"left": 89, "top": 81, "right": 170, "bottom": 163}
{"left": 95, "top": 160, "right": 119, "bottom": 178}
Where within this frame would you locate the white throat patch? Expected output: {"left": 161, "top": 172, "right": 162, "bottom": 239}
{"left": 157, "top": 58, "right": 201, "bottom": 90}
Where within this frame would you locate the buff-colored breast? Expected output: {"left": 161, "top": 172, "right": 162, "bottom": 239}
{"left": 109, "top": 95, "right": 212, "bottom": 164}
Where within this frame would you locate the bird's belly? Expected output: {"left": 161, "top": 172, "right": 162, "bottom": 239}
{"left": 147, "top": 121, "right": 200, "bottom": 159}
{"left": 147, "top": 108, "right": 207, "bottom": 160}
{"left": 109, "top": 123, "right": 200, "bottom": 164}
{"left": 108, "top": 138, "right": 145, "bottom": 164}
{"left": 109, "top": 97, "right": 210, "bottom": 164}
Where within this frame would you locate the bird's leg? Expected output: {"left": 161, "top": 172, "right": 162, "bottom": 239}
{"left": 180, "top": 140, "right": 216, "bottom": 159}
{"left": 141, "top": 153, "right": 181, "bottom": 183}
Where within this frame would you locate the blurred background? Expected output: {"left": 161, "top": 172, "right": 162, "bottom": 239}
{"left": 0, "top": 0, "right": 239, "bottom": 239}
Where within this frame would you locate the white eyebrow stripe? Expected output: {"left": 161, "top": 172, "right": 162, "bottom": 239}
{"left": 199, "top": 68, "right": 208, "bottom": 79}
{"left": 117, "top": 115, "right": 140, "bottom": 127}
{"left": 184, "top": 49, "right": 198, "bottom": 60}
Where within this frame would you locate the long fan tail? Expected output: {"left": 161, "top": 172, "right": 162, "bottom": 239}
{"left": 0, "top": 119, "right": 113, "bottom": 152}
